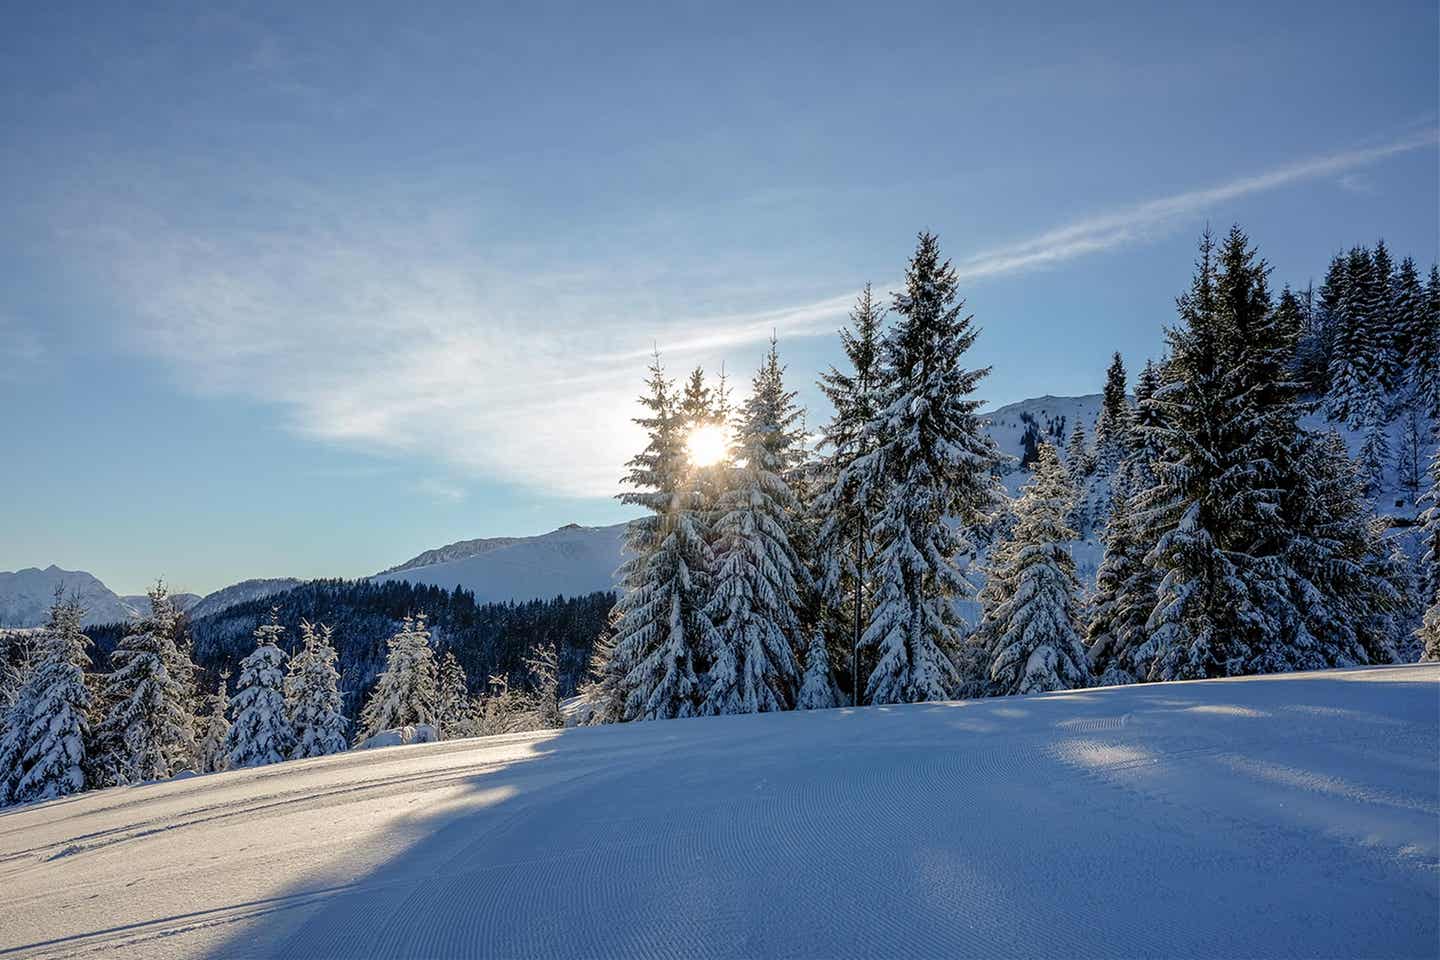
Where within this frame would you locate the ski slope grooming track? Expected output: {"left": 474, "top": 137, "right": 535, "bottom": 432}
{"left": 1, "top": 666, "right": 1436, "bottom": 959}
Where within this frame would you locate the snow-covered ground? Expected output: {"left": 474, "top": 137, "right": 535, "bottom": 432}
{"left": 2, "top": 665, "right": 1436, "bottom": 959}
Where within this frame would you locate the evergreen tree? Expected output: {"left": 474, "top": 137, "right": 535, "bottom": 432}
{"left": 285, "top": 620, "right": 347, "bottom": 758}
{"left": 1285, "top": 431, "right": 1404, "bottom": 667}
{"left": 1065, "top": 419, "right": 1093, "bottom": 481}
{"left": 1391, "top": 257, "right": 1426, "bottom": 406}
{"left": 149, "top": 583, "right": 201, "bottom": 775}
{"left": 796, "top": 628, "right": 841, "bottom": 709}
{"left": 1088, "top": 358, "right": 1168, "bottom": 683}
{"left": 607, "top": 355, "right": 719, "bottom": 720}
{"left": 1357, "top": 400, "right": 1391, "bottom": 496}
{"left": 1328, "top": 246, "right": 1383, "bottom": 426}
{"left": 1140, "top": 228, "right": 1296, "bottom": 680}
{"left": 814, "top": 284, "right": 886, "bottom": 705}
{"left": 1093, "top": 352, "right": 1132, "bottom": 471}
{"left": 1418, "top": 443, "right": 1440, "bottom": 614}
{"left": 978, "top": 444, "right": 1091, "bottom": 695}
{"left": 1310, "top": 254, "right": 1351, "bottom": 397}
{"left": 578, "top": 609, "right": 624, "bottom": 725}
{"left": 0, "top": 594, "right": 92, "bottom": 805}
{"left": 524, "top": 641, "right": 563, "bottom": 729}
{"left": 1415, "top": 265, "right": 1440, "bottom": 419}
{"left": 358, "top": 615, "right": 440, "bottom": 738}
{"left": 701, "top": 340, "right": 808, "bottom": 714}
{"left": 226, "top": 612, "right": 296, "bottom": 768}
{"left": 1370, "top": 239, "right": 1402, "bottom": 400}
{"left": 435, "top": 650, "right": 476, "bottom": 738}
{"left": 854, "top": 232, "right": 1003, "bottom": 704}
{"left": 94, "top": 593, "right": 195, "bottom": 785}
{"left": 199, "top": 673, "right": 231, "bottom": 774}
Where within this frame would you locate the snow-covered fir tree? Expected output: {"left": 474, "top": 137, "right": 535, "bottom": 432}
{"left": 0, "top": 594, "right": 93, "bottom": 805}
{"left": 199, "top": 673, "right": 231, "bottom": 774}
{"left": 1357, "top": 398, "right": 1391, "bottom": 495}
{"left": 226, "top": 612, "right": 296, "bottom": 768}
{"left": 1065, "top": 419, "right": 1093, "bottom": 482}
{"left": 814, "top": 283, "right": 886, "bottom": 705}
{"left": 148, "top": 583, "right": 201, "bottom": 775}
{"left": 1140, "top": 227, "right": 1303, "bottom": 680}
{"left": 606, "top": 354, "right": 720, "bottom": 720}
{"left": 977, "top": 444, "right": 1091, "bottom": 696}
{"left": 358, "top": 615, "right": 439, "bottom": 739}
{"left": 1370, "top": 239, "right": 1402, "bottom": 400}
{"left": 1285, "top": 431, "right": 1405, "bottom": 667}
{"left": 1418, "top": 445, "right": 1440, "bottom": 662}
{"left": 1327, "top": 246, "right": 1383, "bottom": 426}
{"left": 285, "top": 620, "right": 347, "bottom": 759}
{"left": 355, "top": 613, "right": 434, "bottom": 742}
{"left": 93, "top": 592, "right": 196, "bottom": 785}
{"left": 701, "top": 340, "right": 808, "bottom": 714}
{"left": 525, "top": 641, "right": 563, "bottom": 729}
{"left": 1087, "top": 359, "right": 1167, "bottom": 684}
{"left": 1093, "top": 352, "right": 1132, "bottom": 471}
{"left": 435, "top": 650, "right": 476, "bottom": 738}
{"left": 796, "top": 629, "right": 841, "bottom": 709}
{"left": 851, "top": 232, "right": 1002, "bottom": 704}
{"left": 1415, "top": 265, "right": 1440, "bottom": 420}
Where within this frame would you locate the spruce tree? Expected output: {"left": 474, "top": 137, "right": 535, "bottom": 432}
{"left": 199, "top": 673, "right": 231, "bottom": 773}
{"left": 226, "top": 612, "right": 296, "bottom": 768}
{"left": 1417, "top": 444, "right": 1440, "bottom": 650}
{"left": 1311, "top": 254, "right": 1351, "bottom": 397}
{"left": 94, "top": 594, "right": 195, "bottom": 785}
{"left": 285, "top": 620, "right": 347, "bottom": 759}
{"left": 1088, "top": 359, "right": 1166, "bottom": 682}
{"left": 978, "top": 444, "right": 1090, "bottom": 695}
{"left": 1285, "top": 431, "right": 1403, "bottom": 667}
{"left": 701, "top": 340, "right": 808, "bottom": 714}
{"left": 1415, "top": 265, "right": 1440, "bottom": 420}
{"left": 815, "top": 284, "right": 886, "bottom": 705}
{"left": 1370, "top": 239, "right": 1402, "bottom": 400}
{"left": 1140, "top": 228, "right": 1296, "bottom": 680}
{"left": 796, "top": 628, "right": 841, "bottom": 709}
{"left": 607, "top": 355, "right": 719, "bottom": 720}
{"left": 0, "top": 594, "right": 93, "bottom": 805}
{"left": 1357, "top": 402, "right": 1391, "bottom": 496}
{"left": 149, "top": 583, "right": 200, "bottom": 775}
{"left": 358, "top": 615, "right": 440, "bottom": 739}
{"left": 855, "top": 232, "right": 1003, "bottom": 704}
{"left": 1328, "top": 246, "right": 1383, "bottom": 426}
{"left": 435, "top": 650, "right": 476, "bottom": 738}
{"left": 1093, "top": 352, "right": 1132, "bottom": 472}
{"left": 1065, "top": 419, "right": 1093, "bottom": 481}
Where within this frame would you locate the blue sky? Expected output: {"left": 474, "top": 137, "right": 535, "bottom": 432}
{"left": 1, "top": 0, "right": 1436, "bottom": 595}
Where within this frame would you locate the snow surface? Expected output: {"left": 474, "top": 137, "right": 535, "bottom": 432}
{"left": 2, "top": 664, "right": 1435, "bottom": 959}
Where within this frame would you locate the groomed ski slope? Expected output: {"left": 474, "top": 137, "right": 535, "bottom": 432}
{"left": 1, "top": 665, "right": 1436, "bottom": 959}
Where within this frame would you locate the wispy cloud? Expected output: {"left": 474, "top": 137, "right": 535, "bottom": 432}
{"left": 417, "top": 478, "right": 467, "bottom": 504}
{"left": 949, "top": 129, "right": 1437, "bottom": 280}
{"left": 65, "top": 129, "right": 1435, "bottom": 498}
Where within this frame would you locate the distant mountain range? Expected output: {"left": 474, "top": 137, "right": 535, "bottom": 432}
{"left": 0, "top": 396, "right": 1097, "bottom": 628}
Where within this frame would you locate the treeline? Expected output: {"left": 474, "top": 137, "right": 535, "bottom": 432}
{"left": 587, "top": 228, "right": 1440, "bottom": 723}
{"left": 1, "top": 581, "right": 615, "bottom": 806}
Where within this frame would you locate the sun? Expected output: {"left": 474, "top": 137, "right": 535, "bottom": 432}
{"left": 685, "top": 424, "right": 729, "bottom": 467}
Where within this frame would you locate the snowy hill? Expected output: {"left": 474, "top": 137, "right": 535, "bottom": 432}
{"left": 984, "top": 393, "right": 1104, "bottom": 474}
{"left": 0, "top": 566, "right": 137, "bottom": 628}
{"left": 2, "top": 664, "right": 1434, "bottom": 959}
{"left": 185, "top": 578, "right": 305, "bottom": 621}
{"left": 372, "top": 523, "right": 626, "bottom": 603}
